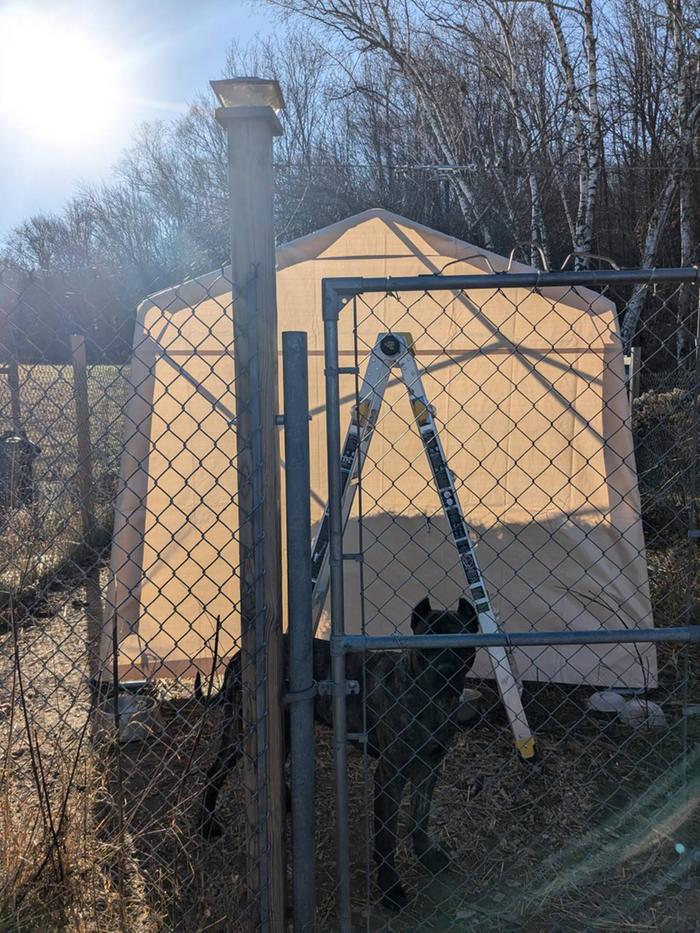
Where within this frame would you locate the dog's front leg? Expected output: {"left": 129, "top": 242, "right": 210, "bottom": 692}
{"left": 199, "top": 714, "right": 242, "bottom": 839}
{"left": 374, "top": 761, "right": 408, "bottom": 910}
{"left": 410, "top": 769, "right": 449, "bottom": 874}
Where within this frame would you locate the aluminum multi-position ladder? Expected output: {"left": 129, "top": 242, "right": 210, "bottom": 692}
{"left": 311, "top": 332, "right": 536, "bottom": 760}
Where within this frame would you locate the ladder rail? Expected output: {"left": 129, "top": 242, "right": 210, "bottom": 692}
{"left": 394, "top": 340, "right": 535, "bottom": 757}
{"left": 310, "top": 351, "right": 392, "bottom": 629}
{"left": 310, "top": 331, "right": 536, "bottom": 760}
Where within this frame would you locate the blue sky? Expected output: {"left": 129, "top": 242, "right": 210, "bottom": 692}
{"left": 0, "top": 0, "right": 272, "bottom": 238}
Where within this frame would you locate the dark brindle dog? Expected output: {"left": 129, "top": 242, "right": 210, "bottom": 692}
{"left": 196, "top": 596, "right": 478, "bottom": 909}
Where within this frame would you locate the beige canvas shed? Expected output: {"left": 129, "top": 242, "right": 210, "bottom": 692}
{"left": 102, "top": 208, "right": 656, "bottom": 688}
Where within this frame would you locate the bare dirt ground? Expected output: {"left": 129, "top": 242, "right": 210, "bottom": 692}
{"left": 1, "top": 572, "right": 698, "bottom": 932}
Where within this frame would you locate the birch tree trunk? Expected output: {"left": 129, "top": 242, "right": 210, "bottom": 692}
{"left": 487, "top": 1, "right": 551, "bottom": 266}
{"left": 668, "top": 0, "right": 698, "bottom": 363}
{"left": 579, "top": 0, "right": 603, "bottom": 263}
{"left": 677, "top": 168, "right": 695, "bottom": 363}
{"left": 620, "top": 170, "right": 679, "bottom": 350}
{"left": 621, "top": 0, "right": 700, "bottom": 352}
{"left": 542, "top": 0, "right": 602, "bottom": 267}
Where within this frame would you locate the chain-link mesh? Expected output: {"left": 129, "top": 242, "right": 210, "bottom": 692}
{"left": 0, "top": 268, "right": 278, "bottom": 932}
{"left": 0, "top": 262, "right": 698, "bottom": 933}
{"left": 324, "top": 276, "right": 700, "bottom": 930}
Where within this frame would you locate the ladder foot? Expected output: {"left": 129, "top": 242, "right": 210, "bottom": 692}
{"left": 515, "top": 737, "right": 537, "bottom": 761}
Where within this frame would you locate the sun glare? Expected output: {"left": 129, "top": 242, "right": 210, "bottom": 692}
{"left": 0, "top": 9, "right": 125, "bottom": 149}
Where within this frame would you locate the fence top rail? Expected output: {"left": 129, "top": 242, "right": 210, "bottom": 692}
{"left": 333, "top": 625, "right": 700, "bottom": 653}
{"left": 322, "top": 266, "right": 700, "bottom": 317}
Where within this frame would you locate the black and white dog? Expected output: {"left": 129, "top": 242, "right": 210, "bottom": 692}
{"left": 196, "top": 596, "right": 478, "bottom": 909}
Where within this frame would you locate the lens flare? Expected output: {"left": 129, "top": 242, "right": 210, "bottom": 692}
{"left": 0, "top": 8, "right": 125, "bottom": 148}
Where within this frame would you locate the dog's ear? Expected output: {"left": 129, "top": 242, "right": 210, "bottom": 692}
{"left": 411, "top": 597, "right": 432, "bottom": 632}
{"left": 458, "top": 597, "right": 479, "bottom": 632}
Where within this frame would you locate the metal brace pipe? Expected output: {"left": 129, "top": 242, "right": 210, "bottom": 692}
{"left": 334, "top": 625, "right": 700, "bottom": 653}
{"left": 323, "top": 313, "right": 353, "bottom": 933}
{"left": 322, "top": 267, "right": 700, "bottom": 318}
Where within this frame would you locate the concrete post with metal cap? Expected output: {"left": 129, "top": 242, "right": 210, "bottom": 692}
{"left": 212, "top": 76, "right": 286, "bottom": 933}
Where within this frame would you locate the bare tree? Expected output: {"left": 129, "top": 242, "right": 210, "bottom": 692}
{"left": 3, "top": 0, "right": 699, "bottom": 365}
{"left": 263, "top": 0, "right": 501, "bottom": 245}
{"left": 618, "top": 0, "right": 700, "bottom": 349}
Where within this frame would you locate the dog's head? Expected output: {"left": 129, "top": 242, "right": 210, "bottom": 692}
{"left": 408, "top": 596, "right": 479, "bottom": 691}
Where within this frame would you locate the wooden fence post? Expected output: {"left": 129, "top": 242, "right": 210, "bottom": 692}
{"left": 630, "top": 345, "right": 641, "bottom": 403}
{"left": 70, "top": 334, "right": 96, "bottom": 540}
{"left": 71, "top": 334, "right": 101, "bottom": 682}
{"left": 7, "top": 359, "right": 21, "bottom": 434}
{"left": 624, "top": 345, "right": 642, "bottom": 406}
{"left": 0, "top": 272, "right": 23, "bottom": 433}
{"left": 211, "top": 78, "right": 286, "bottom": 931}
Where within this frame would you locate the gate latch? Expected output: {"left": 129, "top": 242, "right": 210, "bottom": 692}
{"left": 316, "top": 680, "right": 360, "bottom": 698}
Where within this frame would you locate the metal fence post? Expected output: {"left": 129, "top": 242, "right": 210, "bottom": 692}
{"left": 282, "top": 331, "right": 317, "bottom": 932}
{"left": 212, "top": 77, "right": 286, "bottom": 932}
{"left": 322, "top": 293, "right": 352, "bottom": 933}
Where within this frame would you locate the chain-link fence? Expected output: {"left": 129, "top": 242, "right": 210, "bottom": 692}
{"left": 0, "top": 258, "right": 698, "bottom": 933}
{"left": 320, "top": 268, "right": 700, "bottom": 931}
{"left": 0, "top": 266, "right": 281, "bottom": 933}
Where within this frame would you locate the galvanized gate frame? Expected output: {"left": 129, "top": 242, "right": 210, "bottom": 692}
{"left": 320, "top": 267, "right": 700, "bottom": 933}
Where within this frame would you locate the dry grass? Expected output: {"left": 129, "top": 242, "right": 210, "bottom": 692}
{"left": 0, "top": 603, "right": 125, "bottom": 932}
{"left": 0, "top": 749, "right": 128, "bottom": 932}
{"left": 0, "top": 575, "right": 697, "bottom": 932}
{"left": 0, "top": 581, "right": 253, "bottom": 933}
